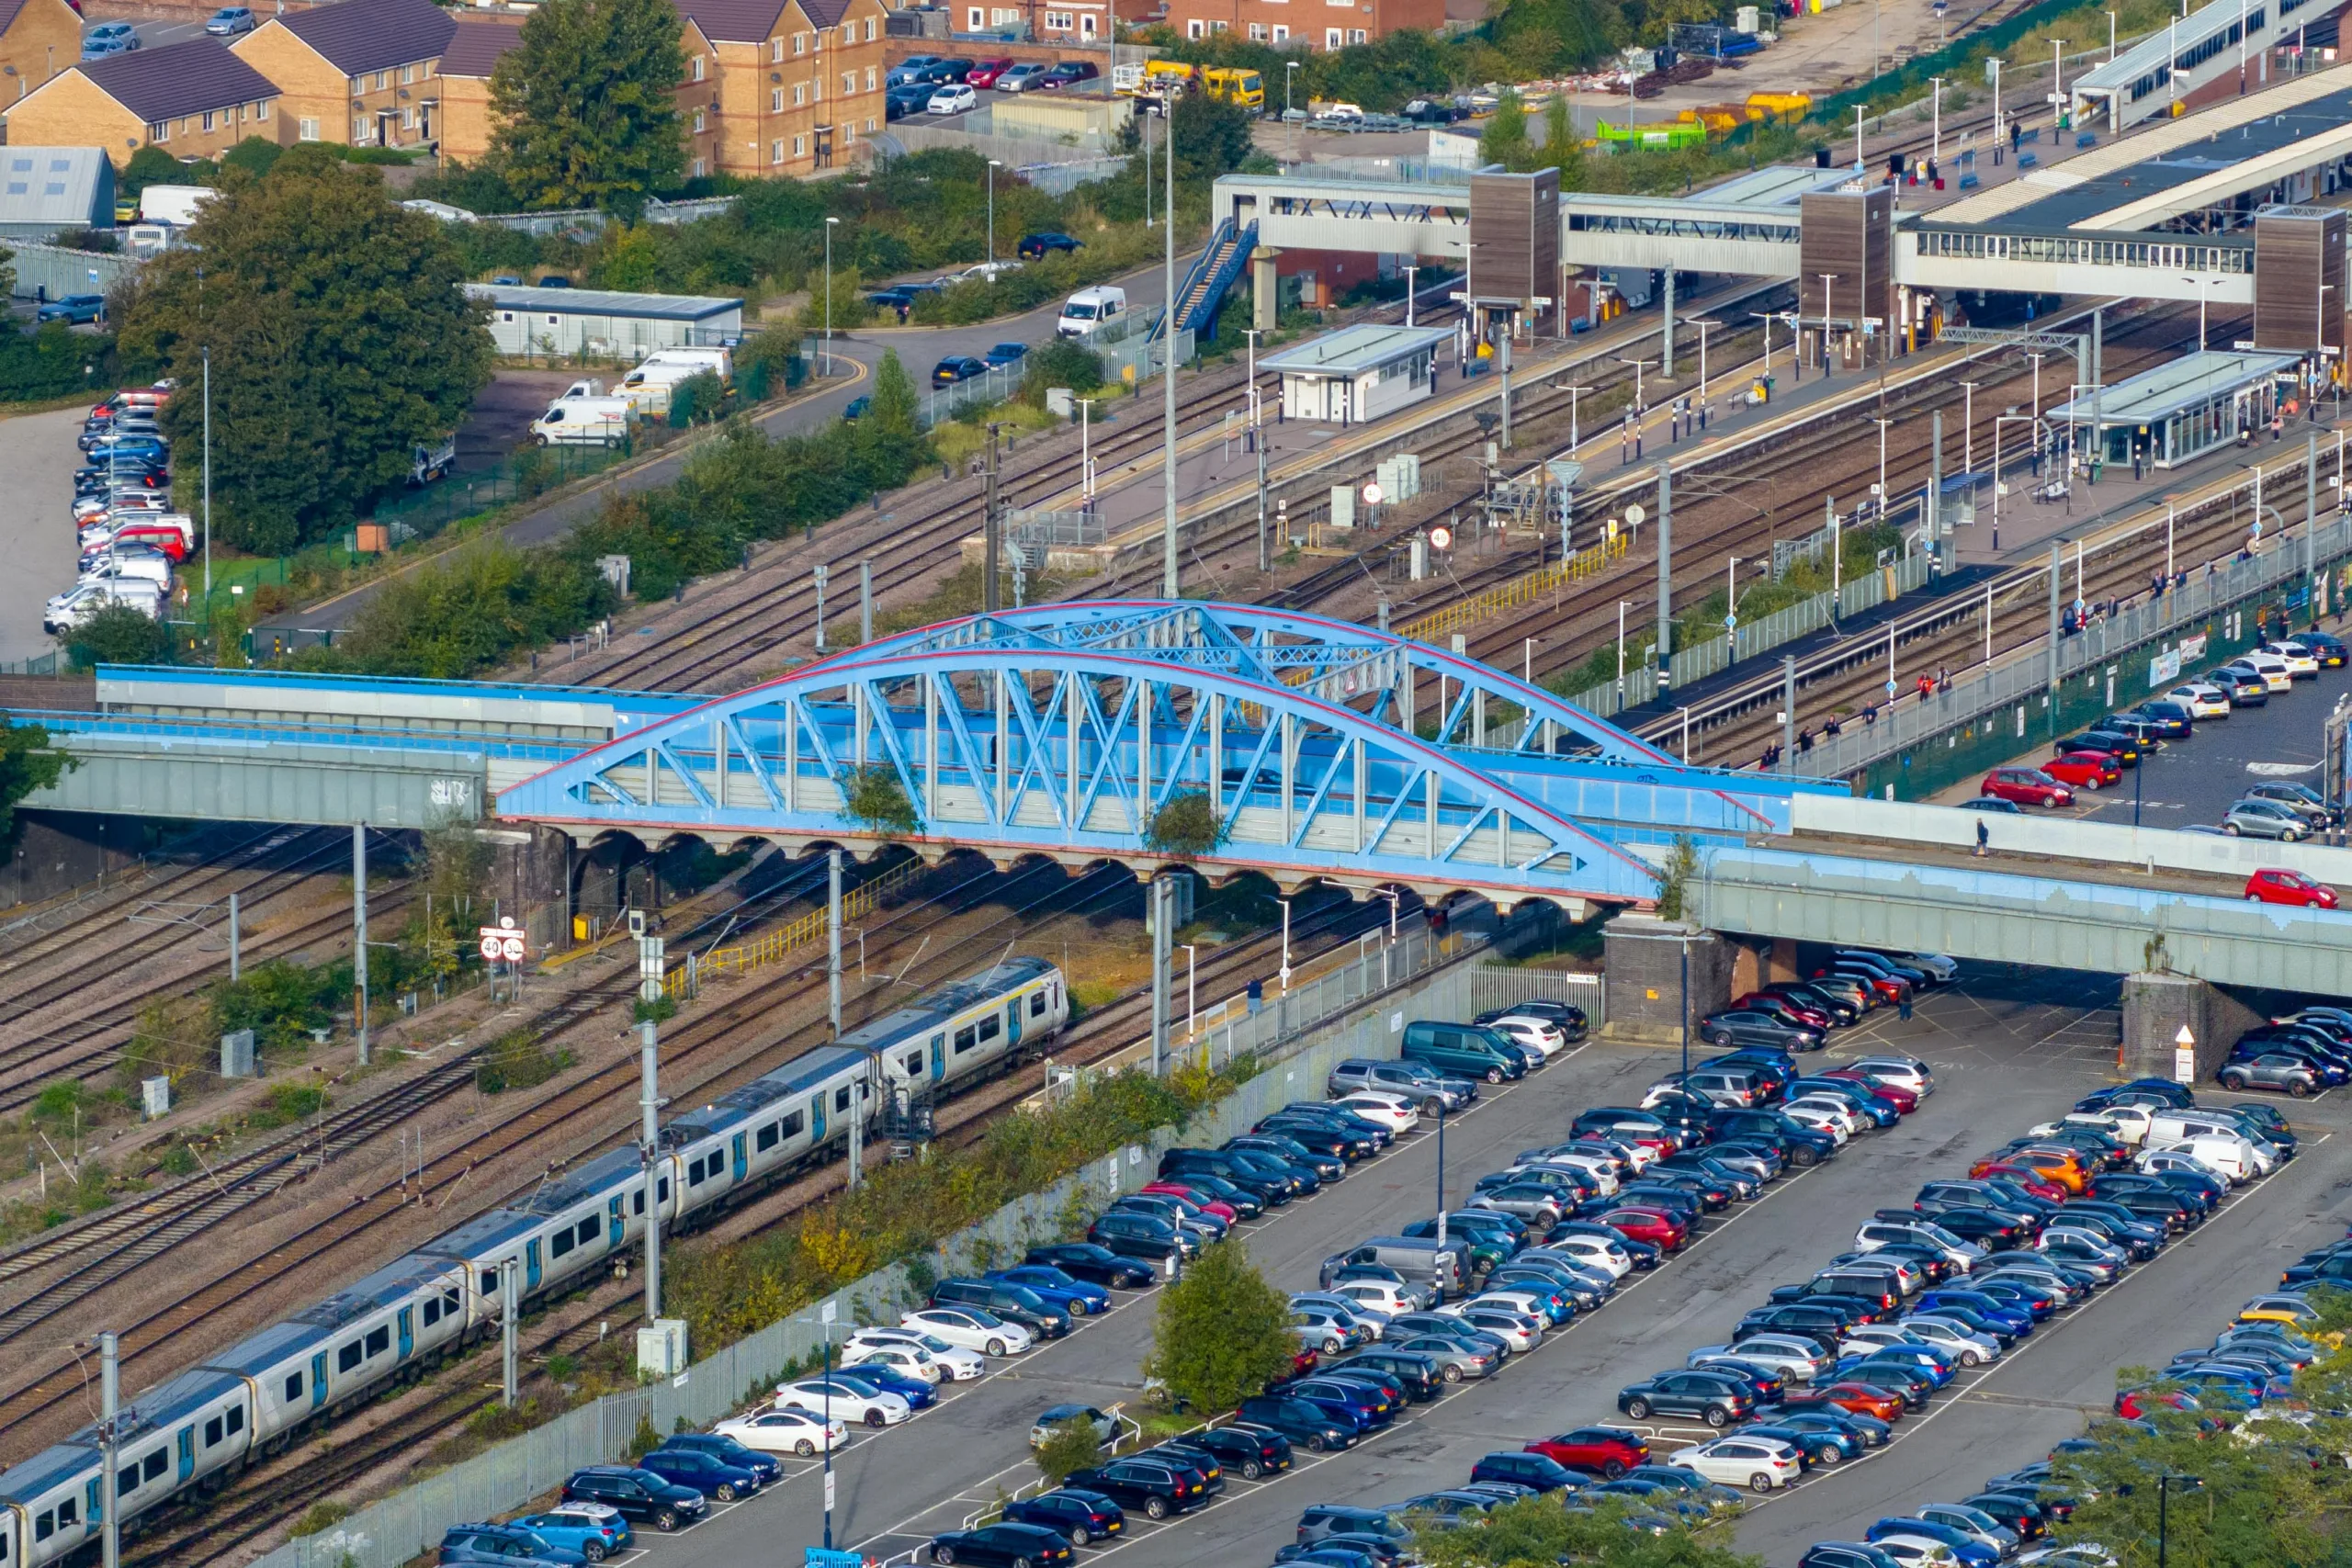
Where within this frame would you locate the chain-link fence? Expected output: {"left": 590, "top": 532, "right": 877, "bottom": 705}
{"left": 247, "top": 936, "right": 1572, "bottom": 1568}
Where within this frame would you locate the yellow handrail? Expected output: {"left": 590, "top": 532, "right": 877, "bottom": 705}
{"left": 1398, "top": 533, "right": 1629, "bottom": 644}
{"left": 662, "top": 858, "right": 924, "bottom": 1001}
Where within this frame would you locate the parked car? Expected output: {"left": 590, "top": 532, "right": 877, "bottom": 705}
{"left": 1669, "top": 1436, "right": 1803, "bottom": 1493}
{"left": 1019, "top": 231, "right": 1084, "bottom": 258}
{"left": 36, "top": 294, "right": 107, "bottom": 324}
{"left": 1699, "top": 1009, "right": 1824, "bottom": 1052}
{"left": 505, "top": 1507, "right": 630, "bottom": 1562}
{"left": 998, "top": 62, "right": 1051, "bottom": 91}
{"left": 204, "top": 5, "right": 257, "bottom": 32}
{"left": 1061, "top": 1459, "right": 1213, "bottom": 1518}
{"left": 714, "top": 1406, "right": 848, "bottom": 1456}
{"left": 2042, "top": 752, "right": 2121, "bottom": 790}
{"left": 1980, "top": 766, "right": 2075, "bottom": 808}
{"left": 999, "top": 1489, "right": 1125, "bottom": 1547}
{"left": 928, "top": 83, "right": 978, "bottom": 114}
{"left": 1042, "top": 60, "right": 1101, "bottom": 85}
{"left": 933, "top": 355, "right": 990, "bottom": 385}
{"left": 929, "top": 1522, "right": 1078, "bottom": 1567}
{"left": 636, "top": 1445, "right": 765, "bottom": 1501}
{"left": 2245, "top": 781, "right": 2341, "bottom": 826}
{"left": 1615, "top": 1369, "right": 1755, "bottom": 1427}
{"left": 2245, "top": 867, "right": 2337, "bottom": 908}
{"left": 559, "top": 1467, "right": 708, "bottom": 1531}
{"left": 2222, "top": 798, "right": 2312, "bottom": 840}
{"left": 439, "top": 1523, "right": 588, "bottom": 1565}
{"left": 967, "top": 57, "right": 1017, "bottom": 86}
{"left": 1023, "top": 1243, "right": 1159, "bottom": 1288}
{"left": 1527, "top": 1427, "right": 1652, "bottom": 1479}
{"left": 81, "top": 21, "right": 140, "bottom": 57}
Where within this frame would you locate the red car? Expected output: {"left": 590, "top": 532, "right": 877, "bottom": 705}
{"left": 1962, "top": 1160, "right": 2067, "bottom": 1202}
{"left": 1815, "top": 965, "right": 1905, "bottom": 1005}
{"left": 1140, "top": 1181, "right": 1239, "bottom": 1223}
{"left": 1597, "top": 1205, "right": 1688, "bottom": 1251}
{"left": 1784, "top": 1382, "right": 1905, "bottom": 1421}
{"left": 1525, "top": 1427, "right": 1652, "bottom": 1479}
{"left": 2043, "top": 751, "right": 2121, "bottom": 790}
{"left": 966, "top": 56, "right": 1016, "bottom": 87}
{"left": 1733, "top": 991, "right": 1834, "bottom": 1032}
{"left": 1822, "top": 1069, "right": 1917, "bottom": 1113}
{"left": 2245, "top": 868, "right": 2339, "bottom": 908}
{"left": 1981, "top": 765, "right": 2075, "bottom": 808}
{"left": 2115, "top": 1387, "right": 2203, "bottom": 1419}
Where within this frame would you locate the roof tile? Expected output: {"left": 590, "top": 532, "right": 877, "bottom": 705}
{"left": 79, "top": 38, "right": 283, "bottom": 126}
{"left": 272, "top": 0, "right": 457, "bottom": 75}
{"left": 436, "top": 16, "right": 523, "bottom": 78}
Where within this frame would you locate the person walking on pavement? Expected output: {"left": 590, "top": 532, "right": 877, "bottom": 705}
{"left": 1897, "top": 987, "right": 1914, "bottom": 1021}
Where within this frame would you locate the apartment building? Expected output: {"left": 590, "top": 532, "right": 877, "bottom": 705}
{"left": 1153, "top": 0, "right": 1440, "bottom": 47}
{"left": 676, "top": 0, "right": 890, "bottom": 177}
{"left": 2, "top": 38, "right": 286, "bottom": 165}
{"left": 434, "top": 17, "right": 524, "bottom": 165}
{"left": 232, "top": 0, "right": 457, "bottom": 149}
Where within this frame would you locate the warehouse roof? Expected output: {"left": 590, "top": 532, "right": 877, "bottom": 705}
{"left": 466, "top": 284, "right": 743, "bottom": 321}
{"left": 0, "top": 148, "right": 112, "bottom": 235}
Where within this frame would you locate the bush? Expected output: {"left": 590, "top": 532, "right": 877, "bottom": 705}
{"left": 1019, "top": 339, "right": 1104, "bottom": 406}
{"left": 1144, "top": 792, "right": 1225, "bottom": 862}
{"left": 474, "top": 1030, "right": 575, "bottom": 1094}
{"left": 65, "top": 603, "right": 173, "bottom": 671}
{"left": 842, "top": 765, "right": 920, "bottom": 838}
{"left": 0, "top": 321, "right": 111, "bottom": 403}
{"left": 1034, "top": 1419, "right": 1104, "bottom": 1485}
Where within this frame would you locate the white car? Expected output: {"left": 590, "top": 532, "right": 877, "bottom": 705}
{"left": 2168, "top": 682, "right": 2233, "bottom": 718}
{"left": 1873, "top": 1534, "right": 1967, "bottom": 1567}
{"left": 1713, "top": 1334, "right": 1830, "bottom": 1382}
{"left": 1485, "top": 1014, "right": 1570, "bottom": 1058}
{"left": 2262, "top": 639, "right": 2320, "bottom": 676}
{"left": 2239, "top": 650, "right": 2294, "bottom": 691}
{"left": 1668, "top": 1435, "right": 1802, "bottom": 1493}
{"left": 776, "top": 1377, "right": 910, "bottom": 1427}
{"left": 926, "top": 83, "right": 978, "bottom": 114}
{"left": 2138, "top": 1146, "right": 2222, "bottom": 1180}
{"left": 717, "top": 1406, "right": 850, "bottom": 1456}
{"left": 845, "top": 1325, "right": 988, "bottom": 1380}
{"left": 1332, "top": 1278, "right": 1430, "bottom": 1314}
{"left": 902, "top": 1305, "right": 1034, "bottom": 1357}
{"left": 2030, "top": 1107, "right": 2151, "bottom": 1147}
{"left": 1899, "top": 1315, "right": 2002, "bottom": 1366}
{"left": 1330, "top": 1090, "right": 1421, "bottom": 1134}
{"left": 1781, "top": 1097, "right": 1859, "bottom": 1138}
{"left": 1467, "top": 1288, "right": 1557, "bottom": 1325}
{"left": 1540, "top": 1233, "right": 1633, "bottom": 1278}
{"left": 1882, "top": 952, "right": 1959, "bottom": 983}
{"left": 1447, "top": 1303, "right": 1544, "bottom": 1350}
{"left": 1519, "top": 1153, "right": 1621, "bottom": 1194}
{"left": 1850, "top": 1055, "right": 1934, "bottom": 1097}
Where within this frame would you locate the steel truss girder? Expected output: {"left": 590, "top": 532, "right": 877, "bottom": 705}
{"left": 498, "top": 645, "right": 1668, "bottom": 906}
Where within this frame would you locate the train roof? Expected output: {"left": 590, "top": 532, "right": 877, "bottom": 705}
{"left": 663, "top": 1043, "right": 866, "bottom": 1147}
{"left": 416, "top": 1206, "right": 544, "bottom": 1262}
{"left": 70, "top": 1367, "right": 244, "bottom": 1448}
{"left": 837, "top": 958, "right": 1057, "bottom": 1051}
{"left": 300, "top": 1253, "right": 462, "bottom": 1330}
{"left": 0, "top": 1441, "right": 101, "bottom": 1503}
{"left": 198, "top": 1318, "right": 333, "bottom": 1376}
{"left": 524, "top": 1147, "right": 644, "bottom": 1215}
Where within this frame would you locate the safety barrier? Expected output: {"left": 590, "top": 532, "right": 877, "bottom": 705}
{"left": 661, "top": 857, "right": 926, "bottom": 1002}
{"left": 1400, "top": 534, "right": 1630, "bottom": 644}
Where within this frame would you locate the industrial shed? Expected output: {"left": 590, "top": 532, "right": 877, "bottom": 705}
{"left": 464, "top": 284, "right": 743, "bottom": 358}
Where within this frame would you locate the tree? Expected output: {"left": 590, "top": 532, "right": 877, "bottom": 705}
{"left": 1019, "top": 340, "right": 1104, "bottom": 405}
{"left": 65, "top": 602, "right": 174, "bottom": 671}
{"left": 1480, "top": 89, "right": 1532, "bottom": 169}
{"left": 0, "top": 720, "right": 70, "bottom": 844}
{"left": 0, "top": 243, "right": 12, "bottom": 301}
{"left": 1143, "top": 1242, "right": 1294, "bottom": 1412}
{"left": 1413, "top": 1494, "right": 1764, "bottom": 1568}
{"left": 866, "top": 349, "right": 922, "bottom": 436}
{"left": 119, "top": 145, "right": 194, "bottom": 200}
{"left": 1169, "top": 90, "right": 1257, "bottom": 185}
{"left": 1032, "top": 1420, "right": 1103, "bottom": 1486}
{"left": 491, "top": 0, "right": 687, "bottom": 216}
{"left": 118, "top": 159, "right": 492, "bottom": 556}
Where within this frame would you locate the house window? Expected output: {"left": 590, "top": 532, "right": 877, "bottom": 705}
{"left": 693, "top": 107, "right": 706, "bottom": 132}
{"left": 1272, "top": 22, "right": 1289, "bottom": 37}
{"left": 693, "top": 157, "right": 707, "bottom": 175}
{"left": 691, "top": 53, "right": 706, "bottom": 80}
{"left": 201, "top": 110, "right": 215, "bottom": 131}
{"left": 546, "top": 314, "right": 560, "bottom": 324}
{"left": 842, "top": 69, "right": 855, "bottom": 93}
{"left": 794, "top": 30, "right": 807, "bottom": 51}
{"left": 1212, "top": 17, "right": 1227, "bottom": 27}
{"left": 794, "top": 133, "right": 807, "bottom": 155}
{"left": 1080, "top": 13, "right": 1097, "bottom": 33}
{"left": 298, "top": 116, "right": 317, "bottom": 140}
{"left": 354, "top": 117, "right": 369, "bottom": 141}
{"left": 772, "top": 37, "right": 784, "bottom": 61}
{"left": 148, "top": 120, "right": 168, "bottom": 141}
{"left": 865, "top": 16, "right": 876, "bottom": 38}
{"left": 1324, "top": 26, "right": 1341, "bottom": 43}
{"left": 401, "top": 106, "right": 413, "bottom": 128}
{"left": 793, "top": 82, "right": 806, "bottom": 104}
{"left": 1350, "top": 27, "right": 1366, "bottom": 39}
{"left": 256, "top": 99, "right": 269, "bottom": 120}
{"left": 865, "top": 115, "right": 876, "bottom": 130}
{"left": 349, "top": 75, "right": 364, "bottom": 94}
{"left": 865, "top": 65, "right": 876, "bottom": 88}
{"left": 813, "top": 74, "right": 822, "bottom": 97}
{"left": 1188, "top": 17, "right": 1204, "bottom": 33}
{"left": 772, "top": 87, "right": 784, "bottom": 110}
{"left": 499, "top": 310, "right": 514, "bottom": 322}
{"left": 1248, "top": 20, "right": 1265, "bottom": 36}
{"left": 968, "top": 6, "right": 983, "bottom": 24}
{"left": 401, "top": 63, "right": 415, "bottom": 84}
{"left": 375, "top": 70, "right": 389, "bottom": 89}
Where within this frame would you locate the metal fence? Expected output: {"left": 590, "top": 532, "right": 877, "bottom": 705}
{"left": 1565, "top": 551, "right": 1933, "bottom": 721}
{"left": 475, "top": 196, "right": 741, "bottom": 238}
{"left": 247, "top": 936, "right": 1578, "bottom": 1568}
{"left": 1795, "top": 513, "right": 2352, "bottom": 784}
{"left": 5, "top": 241, "right": 141, "bottom": 300}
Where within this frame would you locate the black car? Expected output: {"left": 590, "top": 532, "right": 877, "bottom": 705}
{"left": 1699, "top": 1009, "right": 1824, "bottom": 1052}
{"left": 560, "top": 1466, "right": 709, "bottom": 1531}
{"left": 638, "top": 1447, "right": 764, "bottom": 1501}
{"left": 1062, "top": 1459, "right": 1211, "bottom": 1519}
{"left": 1473, "top": 998, "right": 1589, "bottom": 1041}
{"left": 930, "top": 1522, "right": 1078, "bottom": 1567}
{"left": 2113, "top": 703, "right": 2191, "bottom": 739}
{"left": 1258, "top": 1113, "right": 1377, "bottom": 1159}
{"left": 658, "top": 1433, "right": 783, "bottom": 1483}
{"left": 885, "top": 85, "right": 932, "bottom": 119}
{"left": 1616, "top": 1369, "right": 1755, "bottom": 1427}
{"left": 1228, "top": 1132, "right": 1345, "bottom": 1180}
{"left": 1087, "top": 1211, "right": 1189, "bottom": 1261}
{"left": 1470, "top": 1450, "right": 1581, "bottom": 1494}
{"left": 1170, "top": 1422, "right": 1293, "bottom": 1478}
{"left": 999, "top": 1491, "right": 1124, "bottom": 1548}
{"left": 2055, "top": 730, "right": 2142, "bottom": 766}
{"left": 1023, "top": 1243, "right": 1157, "bottom": 1290}
{"left": 1339, "top": 1349, "right": 1444, "bottom": 1402}
{"left": 1236, "top": 1394, "right": 1358, "bottom": 1451}
{"left": 1709, "top": 1109, "right": 1838, "bottom": 1166}
{"left": 1018, "top": 231, "right": 1083, "bottom": 259}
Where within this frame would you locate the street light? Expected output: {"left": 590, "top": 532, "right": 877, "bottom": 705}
{"left": 1994, "top": 412, "right": 2040, "bottom": 551}
{"left": 2157, "top": 1474, "right": 2203, "bottom": 1568}
{"left": 1179, "top": 942, "right": 1196, "bottom": 1039}
{"left": 822, "top": 216, "right": 839, "bottom": 378}
{"left": 1688, "top": 317, "right": 1719, "bottom": 426}
{"left": 1276, "top": 896, "right": 1293, "bottom": 991}
{"left": 2183, "top": 274, "right": 2215, "bottom": 351}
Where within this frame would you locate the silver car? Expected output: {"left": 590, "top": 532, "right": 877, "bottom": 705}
{"left": 1390, "top": 1333, "right": 1498, "bottom": 1381}
{"left": 2222, "top": 797, "right": 2312, "bottom": 840}
{"left": 1704, "top": 1333, "right": 1829, "bottom": 1382}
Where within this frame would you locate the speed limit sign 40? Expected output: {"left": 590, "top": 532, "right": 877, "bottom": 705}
{"left": 479, "top": 934, "right": 504, "bottom": 961}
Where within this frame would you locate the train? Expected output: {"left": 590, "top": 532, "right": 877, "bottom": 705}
{"left": 0, "top": 957, "right": 1069, "bottom": 1567}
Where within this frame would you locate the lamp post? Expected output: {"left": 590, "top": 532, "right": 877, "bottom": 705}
{"left": 201, "top": 344, "right": 211, "bottom": 602}
{"left": 1617, "top": 600, "right": 1631, "bottom": 699}
{"left": 986, "top": 158, "right": 1000, "bottom": 271}
{"left": 1726, "top": 555, "right": 1743, "bottom": 658}
{"left": 2184, "top": 274, "right": 2212, "bottom": 350}
{"left": 1872, "top": 416, "right": 1892, "bottom": 521}
{"left": 1929, "top": 76, "right": 1944, "bottom": 166}
{"left": 1404, "top": 264, "right": 1418, "bottom": 326}
{"left": 2107, "top": 9, "right": 2117, "bottom": 59}
{"left": 1819, "top": 273, "right": 1837, "bottom": 380}
{"left": 822, "top": 216, "right": 839, "bottom": 378}
{"left": 1180, "top": 942, "right": 1196, "bottom": 1039}
{"left": 1434, "top": 1096, "right": 1448, "bottom": 1247}
{"left": 1961, "top": 379, "right": 1979, "bottom": 473}
{"left": 2157, "top": 1473, "right": 2203, "bottom": 1568}
{"left": 1688, "top": 317, "right": 1719, "bottom": 425}
{"left": 1160, "top": 112, "right": 1177, "bottom": 600}
{"left": 1285, "top": 61, "right": 1301, "bottom": 157}
{"left": 1276, "top": 896, "right": 1293, "bottom": 991}
{"left": 1996, "top": 412, "right": 2039, "bottom": 552}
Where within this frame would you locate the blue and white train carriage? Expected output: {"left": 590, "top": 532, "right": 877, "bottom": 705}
{"left": 0, "top": 958, "right": 1069, "bottom": 1568}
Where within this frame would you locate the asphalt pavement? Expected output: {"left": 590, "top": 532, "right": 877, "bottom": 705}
{"left": 561, "top": 964, "right": 2352, "bottom": 1568}
{"left": 0, "top": 406, "right": 94, "bottom": 666}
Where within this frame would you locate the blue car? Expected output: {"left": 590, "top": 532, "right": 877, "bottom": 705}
{"left": 1836, "top": 1347, "right": 1955, "bottom": 1388}
{"left": 989, "top": 1264, "right": 1114, "bottom": 1316}
{"left": 440, "top": 1523, "right": 587, "bottom": 1565}
{"left": 1866, "top": 1518, "right": 2000, "bottom": 1568}
{"left": 507, "top": 1508, "right": 631, "bottom": 1562}
{"left": 1912, "top": 1290, "right": 2032, "bottom": 1337}
{"left": 81, "top": 21, "right": 139, "bottom": 57}
{"left": 1278, "top": 1375, "right": 1396, "bottom": 1427}
{"left": 637, "top": 1446, "right": 764, "bottom": 1501}
{"left": 983, "top": 341, "right": 1029, "bottom": 367}
{"left": 831, "top": 1366, "right": 935, "bottom": 1409}
{"left": 659, "top": 1433, "right": 782, "bottom": 1483}
{"left": 1737, "top": 1420, "right": 1861, "bottom": 1466}
{"left": 36, "top": 294, "right": 107, "bottom": 324}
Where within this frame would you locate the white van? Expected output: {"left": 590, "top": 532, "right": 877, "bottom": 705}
{"left": 636, "top": 346, "right": 733, "bottom": 381}
{"left": 2154, "top": 1134, "right": 2260, "bottom": 1184}
{"left": 614, "top": 359, "right": 719, "bottom": 416}
{"left": 79, "top": 551, "right": 175, "bottom": 591}
{"left": 44, "top": 577, "right": 163, "bottom": 634}
{"left": 1057, "top": 285, "right": 1126, "bottom": 339}
{"left": 532, "top": 396, "right": 635, "bottom": 447}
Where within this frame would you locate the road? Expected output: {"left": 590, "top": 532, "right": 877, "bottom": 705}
{"left": 552, "top": 964, "right": 2352, "bottom": 1568}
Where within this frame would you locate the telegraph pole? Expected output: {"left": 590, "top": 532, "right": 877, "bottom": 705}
{"left": 352, "top": 823, "right": 368, "bottom": 1065}
{"left": 500, "top": 1257, "right": 520, "bottom": 1405}
{"left": 100, "top": 1330, "right": 119, "bottom": 1568}
{"left": 1161, "top": 124, "right": 1179, "bottom": 599}
{"left": 984, "top": 423, "right": 1003, "bottom": 614}
{"left": 1149, "top": 877, "right": 1170, "bottom": 1076}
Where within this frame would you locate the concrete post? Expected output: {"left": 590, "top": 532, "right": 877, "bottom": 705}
{"left": 2309, "top": 427, "right": 2322, "bottom": 626}
{"left": 639, "top": 1019, "right": 662, "bottom": 1323}
{"left": 859, "top": 558, "right": 874, "bottom": 645}
{"left": 1498, "top": 334, "right": 1512, "bottom": 450}
{"left": 1655, "top": 461, "right": 1674, "bottom": 692}
{"left": 1149, "top": 876, "right": 1170, "bottom": 1075}
{"left": 226, "top": 890, "right": 240, "bottom": 983}
{"left": 2048, "top": 542, "right": 2064, "bottom": 734}
{"left": 352, "top": 823, "right": 368, "bottom": 1065}
{"left": 100, "top": 1329, "right": 119, "bottom": 1568}
{"left": 1661, "top": 266, "right": 1677, "bottom": 379}
{"left": 828, "top": 848, "right": 843, "bottom": 1035}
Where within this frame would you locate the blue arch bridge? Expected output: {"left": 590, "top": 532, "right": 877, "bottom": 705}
{"left": 495, "top": 602, "right": 1836, "bottom": 915}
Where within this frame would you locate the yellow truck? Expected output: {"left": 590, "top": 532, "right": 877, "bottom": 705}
{"left": 1203, "top": 65, "right": 1264, "bottom": 108}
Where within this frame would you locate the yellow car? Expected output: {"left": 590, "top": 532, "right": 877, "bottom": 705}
{"left": 2238, "top": 1294, "right": 2346, "bottom": 1346}
{"left": 115, "top": 196, "right": 140, "bottom": 224}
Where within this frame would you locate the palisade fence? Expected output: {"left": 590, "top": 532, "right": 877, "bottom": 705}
{"left": 1563, "top": 551, "right": 1935, "bottom": 722}
{"left": 1792, "top": 512, "right": 2352, "bottom": 786}
{"left": 3, "top": 241, "right": 142, "bottom": 301}
{"left": 256, "top": 934, "right": 1596, "bottom": 1568}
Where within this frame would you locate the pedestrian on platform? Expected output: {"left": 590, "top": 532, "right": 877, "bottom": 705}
{"left": 1975, "top": 818, "right": 1989, "bottom": 858}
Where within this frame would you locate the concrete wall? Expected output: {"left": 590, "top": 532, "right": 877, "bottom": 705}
{"left": 0, "top": 809, "right": 158, "bottom": 910}
{"left": 2120, "top": 970, "right": 2266, "bottom": 1081}
{"left": 1600, "top": 914, "right": 1732, "bottom": 1046}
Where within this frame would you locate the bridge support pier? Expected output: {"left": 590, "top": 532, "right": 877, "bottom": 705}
{"left": 1252, "top": 247, "right": 1282, "bottom": 334}
{"left": 481, "top": 824, "right": 576, "bottom": 952}
{"left": 2119, "top": 972, "right": 2261, "bottom": 1083}
{"left": 1600, "top": 915, "right": 1731, "bottom": 1047}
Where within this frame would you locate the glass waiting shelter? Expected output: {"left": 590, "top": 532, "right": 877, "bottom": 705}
{"left": 2044, "top": 350, "right": 2301, "bottom": 471}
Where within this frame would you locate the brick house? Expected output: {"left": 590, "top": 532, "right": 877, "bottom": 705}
{"left": 2, "top": 38, "right": 286, "bottom": 166}
{"left": 231, "top": 0, "right": 457, "bottom": 149}
{"left": 433, "top": 17, "right": 523, "bottom": 166}
{"left": 1154, "top": 0, "right": 1440, "bottom": 48}
{"left": 0, "top": 0, "right": 83, "bottom": 114}
{"left": 675, "top": 0, "right": 889, "bottom": 178}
